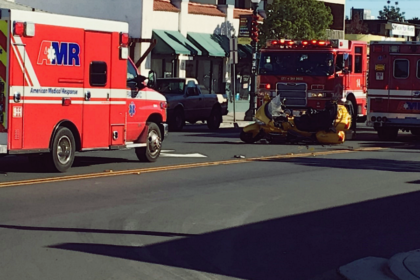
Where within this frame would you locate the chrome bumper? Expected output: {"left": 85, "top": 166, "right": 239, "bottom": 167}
{"left": 162, "top": 123, "right": 169, "bottom": 137}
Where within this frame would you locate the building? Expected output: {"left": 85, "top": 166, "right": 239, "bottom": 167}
{"left": 346, "top": 8, "right": 419, "bottom": 42}
{"left": 10, "top": 0, "right": 346, "bottom": 96}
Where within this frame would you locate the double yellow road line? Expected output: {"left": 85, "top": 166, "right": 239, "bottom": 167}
{"left": 0, "top": 147, "right": 385, "bottom": 188}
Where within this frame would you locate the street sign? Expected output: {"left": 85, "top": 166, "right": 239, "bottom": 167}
{"left": 229, "top": 36, "right": 238, "bottom": 65}
{"left": 238, "top": 15, "right": 252, "bottom": 45}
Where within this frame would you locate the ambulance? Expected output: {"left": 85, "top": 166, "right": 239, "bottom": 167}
{"left": 0, "top": 9, "right": 168, "bottom": 172}
{"left": 367, "top": 41, "right": 420, "bottom": 140}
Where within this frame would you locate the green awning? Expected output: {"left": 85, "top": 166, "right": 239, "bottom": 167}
{"left": 152, "top": 30, "right": 201, "bottom": 56}
{"left": 187, "top": 32, "right": 227, "bottom": 57}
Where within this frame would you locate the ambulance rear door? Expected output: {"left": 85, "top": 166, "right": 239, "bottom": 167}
{"left": 388, "top": 51, "right": 415, "bottom": 116}
{"left": 82, "top": 31, "right": 111, "bottom": 149}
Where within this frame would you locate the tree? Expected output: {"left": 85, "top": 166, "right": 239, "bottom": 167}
{"left": 347, "top": 13, "right": 369, "bottom": 34}
{"left": 258, "top": 0, "right": 333, "bottom": 44}
{"left": 378, "top": 5, "right": 405, "bottom": 22}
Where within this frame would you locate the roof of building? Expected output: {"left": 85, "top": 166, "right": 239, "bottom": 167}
{"left": 154, "top": 0, "right": 179, "bottom": 12}
{"left": 0, "top": 0, "right": 44, "bottom": 11}
{"left": 188, "top": 2, "right": 225, "bottom": 17}
{"left": 234, "top": 8, "right": 263, "bottom": 21}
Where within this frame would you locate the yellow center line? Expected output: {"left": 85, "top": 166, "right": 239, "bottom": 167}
{"left": 0, "top": 147, "right": 387, "bottom": 188}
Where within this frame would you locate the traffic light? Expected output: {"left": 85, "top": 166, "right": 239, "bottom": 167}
{"left": 251, "top": 15, "right": 259, "bottom": 42}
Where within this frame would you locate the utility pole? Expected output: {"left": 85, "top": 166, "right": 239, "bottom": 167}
{"left": 244, "top": 0, "right": 261, "bottom": 121}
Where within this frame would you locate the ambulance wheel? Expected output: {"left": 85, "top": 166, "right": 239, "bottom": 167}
{"left": 135, "top": 122, "right": 162, "bottom": 162}
{"left": 50, "top": 127, "right": 76, "bottom": 173}
{"left": 377, "top": 127, "right": 398, "bottom": 141}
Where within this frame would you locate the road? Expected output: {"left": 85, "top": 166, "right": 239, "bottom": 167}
{"left": 0, "top": 123, "right": 414, "bottom": 184}
{"left": 1, "top": 124, "right": 420, "bottom": 279}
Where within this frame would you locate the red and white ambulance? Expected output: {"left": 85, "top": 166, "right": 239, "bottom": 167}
{"left": 367, "top": 41, "right": 420, "bottom": 140}
{"left": 0, "top": 9, "right": 167, "bottom": 172}
{"left": 258, "top": 39, "right": 369, "bottom": 129}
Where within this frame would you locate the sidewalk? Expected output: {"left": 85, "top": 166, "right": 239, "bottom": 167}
{"left": 220, "top": 100, "right": 255, "bottom": 128}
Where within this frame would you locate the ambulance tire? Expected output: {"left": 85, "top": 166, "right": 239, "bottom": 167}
{"left": 49, "top": 127, "right": 76, "bottom": 173}
{"left": 411, "top": 128, "right": 420, "bottom": 136}
{"left": 377, "top": 127, "right": 398, "bottom": 141}
{"left": 135, "top": 122, "right": 162, "bottom": 162}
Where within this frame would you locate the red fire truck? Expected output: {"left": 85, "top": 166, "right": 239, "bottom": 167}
{"left": 0, "top": 9, "right": 167, "bottom": 172}
{"left": 367, "top": 41, "right": 420, "bottom": 140}
{"left": 257, "top": 39, "right": 368, "bottom": 129}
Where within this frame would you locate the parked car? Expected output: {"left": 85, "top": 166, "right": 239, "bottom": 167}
{"left": 156, "top": 78, "right": 228, "bottom": 131}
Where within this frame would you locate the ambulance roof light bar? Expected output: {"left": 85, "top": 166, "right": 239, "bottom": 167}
{"left": 13, "top": 21, "right": 35, "bottom": 37}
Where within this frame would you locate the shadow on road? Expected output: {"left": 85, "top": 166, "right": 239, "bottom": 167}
{"left": 0, "top": 225, "right": 194, "bottom": 237}
{"left": 260, "top": 156, "right": 420, "bottom": 173}
{"left": 33, "top": 190, "right": 420, "bottom": 280}
{"left": 0, "top": 156, "right": 139, "bottom": 173}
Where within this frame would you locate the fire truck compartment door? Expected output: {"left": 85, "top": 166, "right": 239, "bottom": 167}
{"left": 389, "top": 56, "right": 415, "bottom": 112}
{"left": 9, "top": 43, "right": 26, "bottom": 150}
{"left": 82, "top": 31, "right": 111, "bottom": 149}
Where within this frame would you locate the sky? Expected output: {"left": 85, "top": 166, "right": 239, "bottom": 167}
{"left": 345, "top": 0, "right": 420, "bottom": 20}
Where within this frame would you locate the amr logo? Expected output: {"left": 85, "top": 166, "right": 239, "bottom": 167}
{"left": 37, "top": 41, "right": 81, "bottom": 66}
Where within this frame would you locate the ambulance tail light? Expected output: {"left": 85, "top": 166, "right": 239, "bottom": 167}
{"left": 160, "top": 101, "right": 167, "bottom": 109}
{"left": 120, "top": 33, "right": 129, "bottom": 47}
{"left": 373, "top": 45, "right": 383, "bottom": 53}
{"left": 120, "top": 33, "right": 129, "bottom": 60}
{"left": 13, "top": 21, "right": 35, "bottom": 37}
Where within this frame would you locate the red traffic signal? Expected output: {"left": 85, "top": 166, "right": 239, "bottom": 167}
{"left": 251, "top": 16, "right": 259, "bottom": 42}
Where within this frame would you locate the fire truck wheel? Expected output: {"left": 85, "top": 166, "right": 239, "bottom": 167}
{"left": 377, "top": 127, "right": 398, "bottom": 141}
{"left": 207, "top": 106, "right": 222, "bottom": 130}
{"left": 50, "top": 127, "right": 76, "bottom": 173}
{"left": 135, "top": 122, "right": 162, "bottom": 162}
{"left": 346, "top": 97, "right": 357, "bottom": 132}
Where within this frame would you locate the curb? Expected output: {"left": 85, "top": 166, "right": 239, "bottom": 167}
{"left": 220, "top": 121, "right": 253, "bottom": 128}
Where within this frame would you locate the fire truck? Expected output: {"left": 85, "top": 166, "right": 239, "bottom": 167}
{"left": 367, "top": 41, "right": 420, "bottom": 140}
{"left": 0, "top": 9, "right": 168, "bottom": 172}
{"left": 257, "top": 39, "right": 369, "bottom": 129}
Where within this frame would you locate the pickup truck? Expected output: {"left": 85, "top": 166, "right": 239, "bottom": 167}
{"left": 156, "top": 78, "right": 228, "bottom": 131}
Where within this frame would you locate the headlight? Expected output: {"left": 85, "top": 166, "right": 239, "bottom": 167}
{"left": 310, "top": 92, "right": 325, "bottom": 98}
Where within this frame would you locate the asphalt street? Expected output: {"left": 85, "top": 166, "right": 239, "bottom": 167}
{"left": 1, "top": 124, "right": 420, "bottom": 279}
{"left": 0, "top": 123, "right": 415, "bottom": 183}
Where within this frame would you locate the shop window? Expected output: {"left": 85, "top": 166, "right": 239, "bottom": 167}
{"left": 394, "top": 59, "right": 409, "bottom": 79}
{"left": 90, "top": 61, "right": 107, "bottom": 87}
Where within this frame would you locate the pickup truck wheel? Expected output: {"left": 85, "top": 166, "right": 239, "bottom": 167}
{"left": 170, "top": 108, "right": 185, "bottom": 131}
{"left": 49, "top": 127, "right": 76, "bottom": 172}
{"left": 207, "top": 106, "right": 222, "bottom": 130}
{"left": 135, "top": 122, "right": 162, "bottom": 162}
